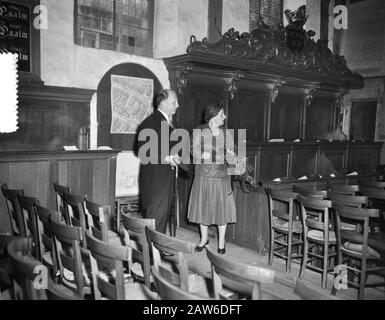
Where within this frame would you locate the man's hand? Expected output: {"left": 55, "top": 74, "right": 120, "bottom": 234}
{"left": 165, "top": 154, "right": 181, "bottom": 167}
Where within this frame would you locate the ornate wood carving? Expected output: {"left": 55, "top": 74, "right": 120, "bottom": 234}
{"left": 175, "top": 64, "right": 193, "bottom": 95}
{"left": 269, "top": 79, "right": 286, "bottom": 103}
{"left": 187, "top": 6, "right": 361, "bottom": 87}
{"left": 305, "top": 85, "right": 320, "bottom": 107}
{"left": 224, "top": 71, "right": 244, "bottom": 100}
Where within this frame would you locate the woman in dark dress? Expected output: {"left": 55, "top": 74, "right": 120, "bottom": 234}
{"left": 187, "top": 103, "right": 237, "bottom": 254}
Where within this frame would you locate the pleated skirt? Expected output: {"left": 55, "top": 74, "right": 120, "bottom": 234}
{"left": 187, "top": 175, "right": 236, "bottom": 226}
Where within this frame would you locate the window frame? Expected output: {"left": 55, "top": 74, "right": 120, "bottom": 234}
{"left": 73, "top": 0, "right": 154, "bottom": 57}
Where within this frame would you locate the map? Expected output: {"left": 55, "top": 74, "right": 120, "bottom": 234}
{"left": 110, "top": 75, "right": 154, "bottom": 134}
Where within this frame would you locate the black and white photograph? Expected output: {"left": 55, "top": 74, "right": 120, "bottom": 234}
{"left": 0, "top": 0, "right": 385, "bottom": 309}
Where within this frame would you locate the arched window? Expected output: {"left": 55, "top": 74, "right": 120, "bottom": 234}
{"left": 250, "top": 0, "right": 283, "bottom": 29}
{"left": 74, "top": 0, "right": 154, "bottom": 57}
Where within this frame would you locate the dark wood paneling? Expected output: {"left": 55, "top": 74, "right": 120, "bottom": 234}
{"left": 270, "top": 94, "right": 303, "bottom": 140}
{"left": 228, "top": 184, "right": 269, "bottom": 253}
{"left": 0, "top": 150, "right": 118, "bottom": 233}
{"left": 350, "top": 100, "right": 377, "bottom": 141}
{"left": 291, "top": 145, "right": 319, "bottom": 178}
{"left": 228, "top": 89, "right": 267, "bottom": 142}
{"left": 259, "top": 146, "right": 291, "bottom": 180}
{"left": 305, "top": 97, "right": 335, "bottom": 140}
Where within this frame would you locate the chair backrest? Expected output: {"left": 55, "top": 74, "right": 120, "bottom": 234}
{"left": 53, "top": 182, "right": 72, "bottom": 224}
{"left": 34, "top": 204, "right": 61, "bottom": 272}
{"left": 266, "top": 188, "right": 299, "bottom": 229}
{"left": 359, "top": 180, "right": 385, "bottom": 189}
{"left": 49, "top": 218, "right": 86, "bottom": 297}
{"left": 17, "top": 194, "right": 40, "bottom": 259}
{"left": 360, "top": 186, "right": 385, "bottom": 201}
{"left": 84, "top": 198, "right": 110, "bottom": 242}
{"left": 293, "top": 186, "right": 328, "bottom": 199}
{"left": 85, "top": 231, "right": 131, "bottom": 300}
{"left": 64, "top": 192, "right": 87, "bottom": 230}
{"left": 294, "top": 279, "right": 339, "bottom": 300}
{"left": 1, "top": 183, "right": 26, "bottom": 236}
{"left": 298, "top": 195, "right": 332, "bottom": 237}
{"left": 0, "top": 233, "right": 18, "bottom": 288}
{"left": 206, "top": 246, "right": 275, "bottom": 300}
{"left": 332, "top": 202, "right": 379, "bottom": 255}
{"left": 145, "top": 226, "right": 195, "bottom": 291}
{"left": 329, "top": 184, "right": 360, "bottom": 195}
{"left": 7, "top": 237, "right": 47, "bottom": 300}
{"left": 151, "top": 266, "right": 209, "bottom": 300}
{"left": 121, "top": 213, "right": 155, "bottom": 288}
{"left": 328, "top": 192, "right": 368, "bottom": 208}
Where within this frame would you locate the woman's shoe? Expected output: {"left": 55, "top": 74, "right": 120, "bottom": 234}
{"left": 217, "top": 246, "right": 226, "bottom": 254}
{"left": 195, "top": 240, "right": 209, "bottom": 252}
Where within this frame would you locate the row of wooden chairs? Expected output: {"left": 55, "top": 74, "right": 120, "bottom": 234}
{"left": 1, "top": 182, "right": 340, "bottom": 300}
{"left": 267, "top": 184, "right": 385, "bottom": 299}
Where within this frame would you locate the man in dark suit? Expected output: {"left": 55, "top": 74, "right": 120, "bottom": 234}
{"left": 136, "top": 89, "right": 180, "bottom": 233}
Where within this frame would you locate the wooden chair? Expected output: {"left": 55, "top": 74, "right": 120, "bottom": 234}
{"left": 50, "top": 218, "right": 90, "bottom": 298}
{"left": 359, "top": 186, "right": 385, "bottom": 234}
{"left": 328, "top": 193, "right": 368, "bottom": 208}
{"left": 7, "top": 237, "right": 47, "bottom": 300}
{"left": 151, "top": 266, "right": 209, "bottom": 300}
{"left": 17, "top": 194, "right": 40, "bottom": 260}
{"left": 85, "top": 230, "right": 153, "bottom": 300}
{"left": 329, "top": 184, "right": 360, "bottom": 195}
{"left": 53, "top": 182, "right": 71, "bottom": 224}
{"left": 84, "top": 198, "right": 122, "bottom": 245}
{"left": 206, "top": 246, "right": 275, "bottom": 300}
{"left": 1, "top": 183, "right": 26, "bottom": 236}
{"left": 332, "top": 203, "right": 385, "bottom": 299}
{"left": 266, "top": 188, "right": 303, "bottom": 273}
{"left": 121, "top": 213, "right": 155, "bottom": 289}
{"left": 359, "top": 180, "right": 385, "bottom": 189}
{"left": 294, "top": 278, "right": 339, "bottom": 300}
{"left": 34, "top": 205, "right": 62, "bottom": 277}
{"left": 64, "top": 192, "right": 87, "bottom": 230}
{"left": 45, "top": 277, "right": 83, "bottom": 300}
{"left": 145, "top": 226, "right": 195, "bottom": 291}
{"left": 298, "top": 195, "right": 337, "bottom": 288}
{"left": 0, "top": 233, "right": 17, "bottom": 297}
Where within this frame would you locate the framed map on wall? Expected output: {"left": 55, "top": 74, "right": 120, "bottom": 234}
{"left": 110, "top": 75, "right": 154, "bottom": 134}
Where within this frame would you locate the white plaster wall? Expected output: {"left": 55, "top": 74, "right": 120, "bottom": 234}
{"left": 306, "top": 0, "right": 321, "bottom": 41}
{"left": 222, "top": 0, "right": 249, "bottom": 33}
{"left": 177, "top": 0, "right": 208, "bottom": 54}
{"left": 153, "top": 0, "right": 207, "bottom": 58}
{"left": 153, "top": 0, "right": 178, "bottom": 58}
{"left": 40, "top": 0, "right": 169, "bottom": 90}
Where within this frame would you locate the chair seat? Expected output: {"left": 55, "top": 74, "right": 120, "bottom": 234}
{"left": 273, "top": 217, "right": 302, "bottom": 232}
{"left": 342, "top": 242, "right": 381, "bottom": 259}
{"left": 100, "top": 282, "right": 158, "bottom": 300}
{"left": 341, "top": 222, "right": 356, "bottom": 231}
{"left": 307, "top": 230, "right": 336, "bottom": 242}
{"left": 62, "top": 263, "right": 92, "bottom": 287}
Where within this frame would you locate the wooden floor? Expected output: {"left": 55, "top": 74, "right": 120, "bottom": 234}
{"left": 176, "top": 227, "right": 385, "bottom": 300}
